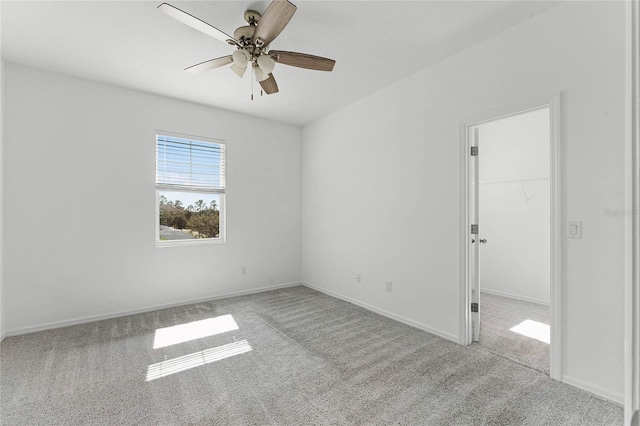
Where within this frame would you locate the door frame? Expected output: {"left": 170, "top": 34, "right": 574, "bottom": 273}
{"left": 625, "top": 0, "right": 639, "bottom": 423}
{"left": 460, "top": 93, "right": 562, "bottom": 381}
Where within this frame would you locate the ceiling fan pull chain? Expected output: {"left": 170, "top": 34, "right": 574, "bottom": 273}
{"left": 251, "top": 66, "right": 254, "bottom": 101}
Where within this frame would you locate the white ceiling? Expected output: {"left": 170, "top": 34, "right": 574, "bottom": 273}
{"left": 1, "top": 1, "right": 559, "bottom": 126}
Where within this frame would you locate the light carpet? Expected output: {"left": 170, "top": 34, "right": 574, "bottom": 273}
{"left": 1, "top": 286, "right": 622, "bottom": 425}
{"left": 476, "top": 292, "right": 550, "bottom": 375}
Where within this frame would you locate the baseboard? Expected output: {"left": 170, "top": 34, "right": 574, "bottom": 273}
{"left": 481, "top": 288, "right": 550, "bottom": 306}
{"left": 562, "top": 374, "right": 624, "bottom": 405}
{"left": 301, "top": 281, "right": 459, "bottom": 343}
{"left": 3, "top": 281, "right": 302, "bottom": 338}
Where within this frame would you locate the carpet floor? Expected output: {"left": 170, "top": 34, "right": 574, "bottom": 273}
{"left": 1, "top": 286, "right": 622, "bottom": 425}
{"left": 476, "top": 292, "right": 550, "bottom": 375}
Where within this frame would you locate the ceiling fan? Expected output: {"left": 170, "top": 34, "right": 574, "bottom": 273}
{"left": 158, "top": 0, "right": 336, "bottom": 96}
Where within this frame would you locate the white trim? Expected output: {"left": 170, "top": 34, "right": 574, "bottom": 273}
{"left": 3, "top": 281, "right": 301, "bottom": 337}
{"left": 549, "top": 94, "right": 562, "bottom": 382}
{"left": 0, "top": 58, "right": 4, "bottom": 344}
{"left": 562, "top": 374, "right": 625, "bottom": 405}
{"left": 460, "top": 122, "right": 471, "bottom": 345}
{"left": 156, "top": 237, "right": 226, "bottom": 247}
{"left": 155, "top": 185, "right": 226, "bottom": 194}
{"left": 480, "top": 288, "right": 549, "bottom": 307}
{"left": 155, "top": 129, "right": 226, "bottom": 145}
{"left": 301, "top": 281, "right": 459, "bottom": 343}
{"left": 460, "top": 96, "right": 556, "bottom": 128}
{"left": 625, "top": 0, "right": 633, "bottom": 419}
{"left": 625, "top": 0, "right": 640, "bottom": 424}
{"left": 460, "top": 94, "right": 562, "bottom": 382}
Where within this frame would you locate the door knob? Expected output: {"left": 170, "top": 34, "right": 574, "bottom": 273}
{"left": 480, "top": 239, "right": 487, "bottom": 244}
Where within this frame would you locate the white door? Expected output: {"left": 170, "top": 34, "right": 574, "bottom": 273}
{"left": 463, "top": 98, "right": 560, "bottom": 378}
{"left": 470, "top": 127, "right": 481, "bottom": 342}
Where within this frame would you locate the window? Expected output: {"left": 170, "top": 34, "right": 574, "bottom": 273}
{"left": 156, "top": 133, "right": 225, "bottom": 245}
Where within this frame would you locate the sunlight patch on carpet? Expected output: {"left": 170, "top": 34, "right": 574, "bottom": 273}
{"left": 509, "top": 319, "right": 550, "bottom": 344}
{"left": 153, "top": 315, "right": 239, "bottom": 349}
{"left": 146, "top": 340, "right": 252, "bottom": 381}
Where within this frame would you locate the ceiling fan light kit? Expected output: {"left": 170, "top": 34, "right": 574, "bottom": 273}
{"left": 257, "top": 55, "right": 276, "bottom": 75}
{"left": 232, "top": 49, "right": 250, "bottom": 68}
{"left": 230, "top": 63, "right": 247, "bottom": 78}
{"left": 157, "top": 0, "right": 336, "bottom": 97}
{"left": 253, "top": 63, "right": 269, "bottom": 82}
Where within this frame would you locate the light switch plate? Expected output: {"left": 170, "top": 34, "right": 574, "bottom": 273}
{"left": 567, "top": 221, "right": 582, "bottom": 239}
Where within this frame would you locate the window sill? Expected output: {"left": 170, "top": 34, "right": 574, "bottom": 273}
{"left": 156, "top": 238, "right": 226, "bottom": 248}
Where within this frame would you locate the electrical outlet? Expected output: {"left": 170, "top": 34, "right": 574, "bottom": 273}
{"left": 356, "top": 274, "right": 361, "bottom": 283}
{"left": 241, "top": 266, "right": 247, "bottom": 275}
{"left": 385, "top": 281, "right": 392, "bottom": 292}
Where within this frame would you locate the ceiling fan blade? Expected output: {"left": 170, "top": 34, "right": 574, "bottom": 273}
{"left": 158, "top": 3, "right": 237, "bottom": 45}
{"left": 184, "top": 56, "right": 233, "bottom": 73}
{"left": 259, "top": 74, "right": 279, "bottom": 95}
{"left": 269, "top": 50, "right": 335, "bottom": 72}
{"left": 252, "top": 0, "right": 297, "bottom": 47}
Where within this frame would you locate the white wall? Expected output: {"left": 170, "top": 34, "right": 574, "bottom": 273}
{"left": 302, "top": 1, "right": 626, "bottom": 402}
{"left": 3, "top": 63, "right": 302, "bottom": 333}
{"left": 478, "top": 108, "right": 550, "bottom": 305}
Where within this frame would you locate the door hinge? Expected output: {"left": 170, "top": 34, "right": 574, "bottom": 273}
{"left": 470, "top": 146, "right": 478, "bottom": 156}
{"left": 471, "top": 224, "right": 479, "bottom": 234}
{"left": 471, "top": 303, "right": 479, "bottom": 313}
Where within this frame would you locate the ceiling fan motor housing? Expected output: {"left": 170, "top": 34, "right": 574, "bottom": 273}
{"left": 234, "top": 25, "right": 256, "bottom": 45}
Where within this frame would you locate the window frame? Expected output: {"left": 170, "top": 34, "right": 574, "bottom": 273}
{"left": 155, "top": 130, "right": 226, "bottom": 247}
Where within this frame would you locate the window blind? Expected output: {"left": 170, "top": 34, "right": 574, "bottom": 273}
{"left": 156, "top": 134, "right": 225, "bottom": 192}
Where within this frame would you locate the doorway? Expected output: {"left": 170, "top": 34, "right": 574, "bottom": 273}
{"left": 461, "top": 95, "right": 561, "bottom": 380}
